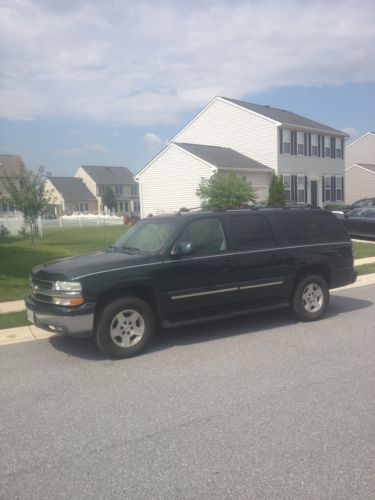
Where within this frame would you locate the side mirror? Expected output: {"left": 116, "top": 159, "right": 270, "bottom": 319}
{"left": 171, "top": 242, "right": 194, "bottom": 258}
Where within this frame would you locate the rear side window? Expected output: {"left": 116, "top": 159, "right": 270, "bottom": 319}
{"left": 276, "top": 211, "right": 347, "bottom": 243}
{"left": 230, "top": 215, "right": 275, "bottom": 249}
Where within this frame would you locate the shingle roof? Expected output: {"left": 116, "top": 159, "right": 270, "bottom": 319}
{"left": 80, "top": 165, "right": 135, "bottom": 184}
{"left": 175, "top": 143, "right": 272, "bottom": 172}
{"left": 221, "top": 97, "right": 347, "bottom": 136}
{"left": 48, "top": 177, "right": 97, "bottom": 201}
{"left": 356, "top": 164, "right": 375, "bottom": 173}
{"left": 0, "top": 154, "right": 26, "bottom": 177}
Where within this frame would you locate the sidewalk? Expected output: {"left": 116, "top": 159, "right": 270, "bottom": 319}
{"left": 1, "top": 256, "right": 375, "bottom": 314}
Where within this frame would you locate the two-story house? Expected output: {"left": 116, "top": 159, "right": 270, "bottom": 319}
{"left": 0, "top": 154, "right": 27, "bottom": 213}
{"left": 75, "top": 165, "right": 140, "bottom": 215}
{"left": 136, "top": 96, "right": 347, "bottom": 216}
{"left": 345, "top": 132, "right": 375, "bottom": 204}
{"left": 45, "top": 177, "right": 98, "bottom": 216}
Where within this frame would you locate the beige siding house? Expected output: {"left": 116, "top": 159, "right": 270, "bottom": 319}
{"left": 0, "top": 154, "right": 27, "bottom": 213}
{"left": 137, "top": 96, "right": 348, "bottom": 216}
{"left": 345, "top": 133, "right": 375, "bottom": 204}
{"left": 45, "top": 177, "right": 98, "bottom": 215}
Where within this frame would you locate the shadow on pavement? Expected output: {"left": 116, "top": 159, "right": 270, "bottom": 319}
{"left": 49, "top": 294, "right": 373, "bottom": 361}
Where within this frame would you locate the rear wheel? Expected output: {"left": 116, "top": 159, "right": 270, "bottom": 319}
{"left": 292, "top": 275, "right": 329, "bottom": 321}
{"left": 96, "top": 296, "right": 155, "bottom": 358}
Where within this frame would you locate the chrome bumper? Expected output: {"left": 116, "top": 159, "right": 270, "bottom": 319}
{"left": 30, "top": 310, "right": 94, "bottom": 338}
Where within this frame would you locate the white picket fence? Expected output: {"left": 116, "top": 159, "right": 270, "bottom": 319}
{"left": 0, "top": 214, "right": 124, "bottom": 235}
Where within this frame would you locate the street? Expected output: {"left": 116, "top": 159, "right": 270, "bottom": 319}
{"left": 1, "top": 284, "right": 375, "bottom": 499}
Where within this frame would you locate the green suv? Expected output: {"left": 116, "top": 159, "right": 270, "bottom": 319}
{"left": 26, "top": 208, "right": 356, "bottom": 358}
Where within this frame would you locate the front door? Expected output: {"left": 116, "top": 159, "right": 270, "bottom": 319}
{"left": 162, "top": 217, "right": 238, "bottom": 320}
{"left": 311, "top": 181, "right": 318, "bottom": 207}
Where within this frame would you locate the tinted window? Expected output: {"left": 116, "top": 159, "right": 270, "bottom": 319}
{"left": 276, "top": 211, "right": 346, "bottom": 243}
{"left": 230, "top": 215, "right": 275, "bottom": 249}
{"left": 176, "top": 218, "right": 227, "bottom": 254}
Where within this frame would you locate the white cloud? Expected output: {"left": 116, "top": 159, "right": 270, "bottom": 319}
{"left": 342, "top": 127, "right": 358, "bottom": 139}
{"left": 1, "top": 0, "right": 375, "bottom": 125}
{"left": 143, "top": 132, "right": 164, "bottom": 150}
{"left": 58, "top": 143, "right": 107, "bottom": 155}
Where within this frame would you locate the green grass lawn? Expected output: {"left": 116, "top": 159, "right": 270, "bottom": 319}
{"left": 0, "top": 311, "right": 30, "bottom": 330}
{"left": 0, "top": 225, "right": 128, "bottom": 302}
{"left": 1, "top": 226, "right": 375, "bottom": 303}
{"left": 355, "top": 263, "right": 375, "bottom": 276}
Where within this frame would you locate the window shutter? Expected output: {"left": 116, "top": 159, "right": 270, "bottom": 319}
{"left": 279, "top": 128, "right": 283, "bottom": 154}
{"left": 290, "top": 131, "right": 295, "bottom": 155}
{"left": 321, "top": 136, "right": 325, "bottom": 158}
{"left": 331, "top": 137, "right": 336, "bottom": 159}
{"left": 291, "top": 175, "right": 297, "bottom": 202}
{"left": 331, "top": 176, "right": 336, "bottom": 202}
{"left": 322, "top": 176, "right": 325, "bottom": 203}
{"left": 342, "top": 176, "right": 345, "bottom": 203}
{"left": 318, "top": 135, "right": 321, "bottom": 157}
{"left": 304, "top": 176, "right": 308, "bottom": 202}
{"left": 308, "top": 133, "right": 312, "bottom": 156}
{"left": 341, "top": 138, "right": 345, "bottom": 160}
{"left": 304, "top": 133, "right": 308, "bottom": 156}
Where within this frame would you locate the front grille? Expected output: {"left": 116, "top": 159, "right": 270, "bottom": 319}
{"left": 31, "top": 278, "right": 53, "bottom": 290}
{"left": 30, "top": 277, "right": 54, "bottom": 303}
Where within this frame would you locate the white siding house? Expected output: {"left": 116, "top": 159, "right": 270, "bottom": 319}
{"left": 137, "top": 96, "right": 347, "bottom": 216}
{"left": 345, "top": 132, "right": 375, "bottom": 204}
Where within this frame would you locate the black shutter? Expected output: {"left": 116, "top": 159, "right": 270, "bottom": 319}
{"left": 321, "top": 136, "right": 325, "bottom": 158}
{"left": 279, "top": 128, "right": 283, "bottom": 154}
{"left": 291, "top": 175, "right": 297, "bottom": 202}
{"left": 308, "top": 133, "right": 312, "bottom": 156}
{"left": 304, "top": 176, "right": 308, "bottom": 202}
{"left": 322, "top": 175, "right": 325, "bottom": 203}
{"left": 341, "top": 138, "right": 345, "bottom": 160}
{"left": 290, "top": 131, "right": 295, "bottom": 155}
{"left": 304, "top": 133, "right": 308, "bottom": 156}
{"left": 342, "top": 176, "right": 345, "bottom": 203}
{"left": 331, "top": 137, "right": 336, "bottom": 159}
{"left": 331, "top": 176, "right": 336, "bottom": 202}
{"left": 318, "top": 135, "right": 321, "bottom": 157}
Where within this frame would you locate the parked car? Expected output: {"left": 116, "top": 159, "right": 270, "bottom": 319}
{"left": 341, "top": 207, "right": 375, "bottom": 239}
{"left": 26, "top": 208, "right": 356, "bottom": 358}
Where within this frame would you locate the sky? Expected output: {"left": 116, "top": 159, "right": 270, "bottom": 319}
{"left": 0, "top": 0, "right": 374, "bottom": 176}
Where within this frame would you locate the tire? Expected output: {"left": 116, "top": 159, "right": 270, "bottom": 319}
{"left": 292, "top": 275, "right": 329, "bottom": 322}
{"left": 96, "top": 296, "right": 155, "bottom": 358}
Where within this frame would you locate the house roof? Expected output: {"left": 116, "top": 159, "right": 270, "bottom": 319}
{"left": 221, "top": 97, "right": 347, "bottom": 136}
{"left": 79, "top": 165, "right": 135, "bottom": 185}
{"left": 355, "top": 163, "right": 375, "bottom": 173}
{"left": 48, "top": 177, "right": 97, "bottom": 201}
{"left": 0, "top": 154, "right": 26, "bottom": 177}
{"left": 175, "top": 143, "right": 273, "bottom": 172}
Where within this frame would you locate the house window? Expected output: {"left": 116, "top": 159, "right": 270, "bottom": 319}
{"left": 131, "top": 185, "right": 139, "bottom": 196}
{"left": 324, "top": 137, "right": 331, "bottom": 158}
{"left": 124, "top": 201, "right": 129, "bottom": 212}
{"left": 118, "top": 201, "right": 124, "bottom": 211}
{"left": 242, "top": 176, "right": 247, "bottom": 181}
{"left": 311, "top": 134, "right": 318, "bottom": 156}
{"left": 325, "top": 176, "right": 331, "bottom": 202}
{"left": 336, "top": 176, "right": 343, "bottom": 201}
{"left": 283, "top": 129, "right": 291, "bottom": 154}
{"left": 115, "top": 185, "right": 123, "bottom": 195}
{"left": 297, "top": 132, "right": 304, "bottom": 155}
{"left": 297, "top": 176, "right": 305, "bottom": 203}
{"left": 335, "top": 139, "right": 342, "bottom": 159}
{"left": 97, "top": 185, "right": 105, "bottom": 195}
{"left": 283, "top": 175, "right": 292, "bottom": 202}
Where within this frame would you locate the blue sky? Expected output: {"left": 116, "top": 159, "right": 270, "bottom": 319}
{"left": 1, "top": 0, "right": 374, "bottom": 176}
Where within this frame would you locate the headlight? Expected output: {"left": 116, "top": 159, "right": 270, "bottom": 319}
{"left": 52, "top": 281, "right": 84, "bottom": 306}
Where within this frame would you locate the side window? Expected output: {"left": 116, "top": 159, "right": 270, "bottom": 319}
{"left": 176, "top": 218, "right": 227, "bottom": 254}
{"left": 230, "top": 215, "right": 275, "bottom": 249}
{"left": 277, "top": 212, "right": 346, "bottom": 243}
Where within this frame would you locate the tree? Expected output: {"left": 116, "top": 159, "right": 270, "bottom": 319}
{"left": 102, "top": 186, "right": 117, "bottom": 212}
{"left": 5, "top": 166, "right": 52, "bottom": 242}
{"left": 196, "top": 173, "right": 257, "bottom": 209}
{"left": 267, "top": 174, "right": 286, "bottom": 207}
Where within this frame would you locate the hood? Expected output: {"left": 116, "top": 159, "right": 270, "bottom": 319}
{"left": 32, "top": 250, "right": 153, "bottom": 282}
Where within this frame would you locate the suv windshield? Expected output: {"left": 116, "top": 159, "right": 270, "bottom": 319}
{"left": 113, "top": 218, "right": 178, "bottom": 254}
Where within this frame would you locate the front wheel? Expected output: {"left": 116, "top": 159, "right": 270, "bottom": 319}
{"left": 292, "top": 275, "right": 329, "bottom": 322}
{"left": 96, "top": 296, "right": 155, "bottom": 358}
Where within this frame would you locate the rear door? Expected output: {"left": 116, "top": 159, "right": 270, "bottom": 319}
{"left": 225, "top": 213, "right": 289, "bottom": 305}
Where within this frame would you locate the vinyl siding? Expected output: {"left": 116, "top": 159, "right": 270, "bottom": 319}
{"left": 345, "top": 133, "right": 375, "bottom": 167}
{"left": 138, "top": 145, "right": 215, "bottom": 217}
{"left": 345, "top": 165, "right": 375, "bottom": 204}
{"left": 278, "top": 154, "right": 345, "bottom": 177}
{"left": 219, "top": 170, "right": 272, "bottom": 202}
{"left": 172, "top": 99, "right": 278, "bottom": 170}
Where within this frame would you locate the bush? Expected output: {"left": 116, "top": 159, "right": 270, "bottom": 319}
{"left": 0, "top": 224, "right": 10, "bottom": 238}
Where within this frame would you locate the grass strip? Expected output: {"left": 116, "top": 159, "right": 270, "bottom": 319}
{"left": 355, "top": 263, "right": 375, "bottom": 276}
{"left": 0, "top": 311, "right": 30, "bottom": 330}
{"left": 352, "top": 241, "right": 375, "bottom": 259}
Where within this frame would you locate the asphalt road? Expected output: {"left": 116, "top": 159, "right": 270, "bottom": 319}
{"left": 1, "top": 285, "right": 375, "bottom": 500}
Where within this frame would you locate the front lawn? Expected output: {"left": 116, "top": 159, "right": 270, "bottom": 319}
{"left": 0, "top": 225, "right": 128, "bottom": 301}
{"left": 0, "top": 311, "right": 29, "bottom": 330}
{"left": 352, "top": 241, "right": 375, "bottom": 259}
